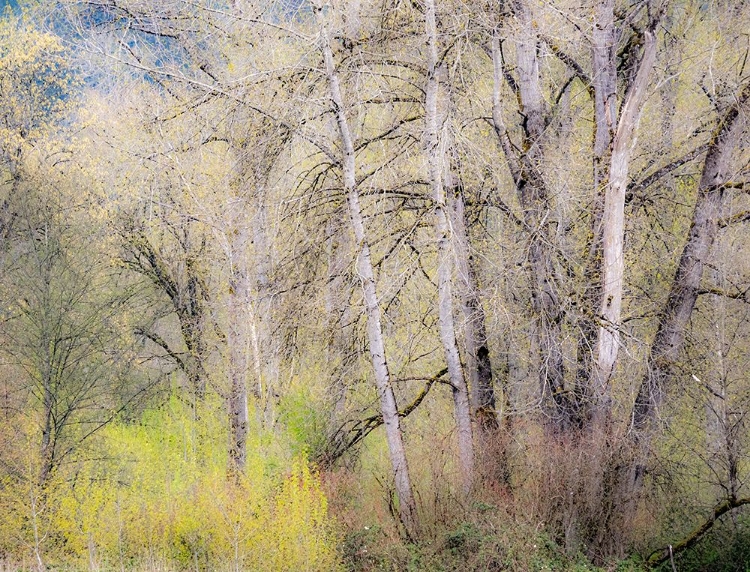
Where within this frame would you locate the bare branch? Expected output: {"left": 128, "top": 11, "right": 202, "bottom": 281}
{"left": 647, "top": 497, "right": 750, "bottom": 567}
{"left": 319, "top": 368, "right": 448, "bottom": 466}
{"left": 697, "top": 286, "right": 750, "bottom": 303}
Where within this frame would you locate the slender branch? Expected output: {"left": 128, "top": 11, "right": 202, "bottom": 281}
{"left": 647, "top": 497, "right": 750, "bottom": 567}
{"left": 97, "top": 49, "right": 340, "bottom": 164}
{"left": 354, "top": 115, "right": 422, "bottom": 153}
{"left": 482, "top": 192, "right": 528, "bottom": 231}
{"left": 697, "top": 287, "right": 750, "bottom": 303}
{"left": 134, "top": 327, "right": 188, "bottom": 371}
{"left": 709, "top": 181, "right": 749, "bottom": 192}
{"left": 719, "top": 210, "right": 750, "bottom": 227}
{"left": 627, "top": 143, "right": 710, "bottom": 198}
{"left": 539, "top": 34, "right": 591, "bottom": 86}
{"left": 319, "top": 368, "right": 448, "bottom": 465}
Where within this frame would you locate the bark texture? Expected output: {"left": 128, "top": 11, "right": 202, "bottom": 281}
{"left": 576, "top": 0, "right": 617, "bottom": 408}
{"left": 494, "top": 1, "right": 570, "bottom": 429}
{"left": 450, "top": 183, "right": 498, "bottom": 431}
{"left": 316, "top": 6, "right": 419, "bottom": 537}
{"left": 424, "top": 0, "right": 474, "bottom": 493}
{"left": 592, "top": 29, "right": 657, "bottom": 401}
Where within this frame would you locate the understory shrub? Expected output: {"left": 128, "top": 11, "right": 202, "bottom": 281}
{"left": 0, "top": 394, "right": 342, "bottom": 571}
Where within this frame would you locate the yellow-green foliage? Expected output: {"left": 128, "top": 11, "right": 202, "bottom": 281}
{"left": 0, "top": 395, "right": 341, "bottom": 571}
{"left": 0, "top": 13, "right": 80, "bottom": 153}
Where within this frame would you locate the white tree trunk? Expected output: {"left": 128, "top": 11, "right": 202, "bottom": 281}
{"left": 577, "top": 0, "right": 618, "bottom": 401}
{"left": 593, "top": 31, "right": 657, "bottom": 395}
{"left": 315, "top": 5, "right": 419, "bottom": 536}
{"left": 424, "top": 0, "right": 474, "bottom": 493}
{"left": 592, "top": 0, "right": 617, "bottom": 193}
{"left": 500, "top": 1, "right": 570, "bottom": 428}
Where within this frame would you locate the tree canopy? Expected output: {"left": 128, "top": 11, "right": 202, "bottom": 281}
{"left": 0, "top": 0, "right": 749, "bottom": 570}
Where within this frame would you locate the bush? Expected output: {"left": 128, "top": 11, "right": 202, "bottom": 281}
{"left": 0, "top": 394, "right": 342, "bottom": 571}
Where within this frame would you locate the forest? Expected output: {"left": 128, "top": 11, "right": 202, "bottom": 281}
{"left": 0, "top": 0, "right": 748, "bottom": 570}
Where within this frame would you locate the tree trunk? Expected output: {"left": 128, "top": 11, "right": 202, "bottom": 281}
{"left": 591, "top": 29, "right": 657, "bottom": 404}
{"left": 576, "top": 0, "right": 617, "bottom": 411}
{"left": 631, "top": 81, "right": 750, "bottom": 446}
{"left": 591, "top": 0, "right": 617, "bottom": 197}
{"left": 182, "top": 251, "right": 209, "bottom": 399}
{"left": 424, "top": 0, "right": 475, "bottom": 494}
{"left": 450, "top": 182, "right": 498, "bottom": 431}
{"left": 497, "top": 2, "right": 570, "bottom": 429}
{"left": 40, "top": 343, "right": 55, "bottom": 486}
{"left": 225, "top": 122, "right": 288, "bottom": 470}
{"left": 226, "top": 202, "right": 250, "bottom": 474}
{"left": 315, "top": 5, "right": 419, "bottom": 537}
{"left": 617, "top": 83, "right": 750, "bottom": 530}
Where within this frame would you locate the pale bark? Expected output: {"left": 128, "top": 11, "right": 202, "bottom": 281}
{"left": 490, "top": 34, "right": 519, "bottom": 184}
{"left": 592, "top": 30, "right": 657, "bottom": 398}
{"left": 424, "top": 0, "right": 474, "bottom": 493}
{"left": 513, "top": 1, "right": 545, "bottom": 143}
{"left": 315, "top": 5, "right": 419, "bottom": 536}
{"left": 592, "top": 0, "right": 617, "bottom": 195}
{"left": 576, "top": 0, "right": 617, "bottom": 403}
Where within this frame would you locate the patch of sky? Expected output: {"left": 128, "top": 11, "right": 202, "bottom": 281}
{"left": 0, "top": 0, "right": 18, "bottom": 10}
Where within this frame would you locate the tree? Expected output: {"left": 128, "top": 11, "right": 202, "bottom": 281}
{"left": 312, "top": 0, "right": 420, "bottom": 536}
{"left": 4, "top": 180, "right": 152, "bottom": 486}
{"left": 0, "top": 17, "right": 78, "bottom": 164}
{"left": 631, "top": 79, "right": 750, "bottom": 490}
{"left": 32, "top": 0, "right": 750, "bottom": 563}
{"left": 490, "top": 0, "right": 572, "bottom": 428}
{"left": 424, "top": 0, "right": 474, "bottom": 493}
{"left": 589, "top": 0, "right": 663, "bottom": 416}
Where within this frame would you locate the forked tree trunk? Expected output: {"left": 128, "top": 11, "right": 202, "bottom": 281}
{"left": 424, "top": 0, "right": 475, "bottom": 494}
{"left": 494, "top": 2, "right": 570, "bottom": 429}
{"left": 576, "top": 0, "right": 617, "bottom": 408}
{"left": 315, "top": 5, "right": 419, "bottom": 537}
{"left": 514, "top": 1, "right": 567, "bottom": 424}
